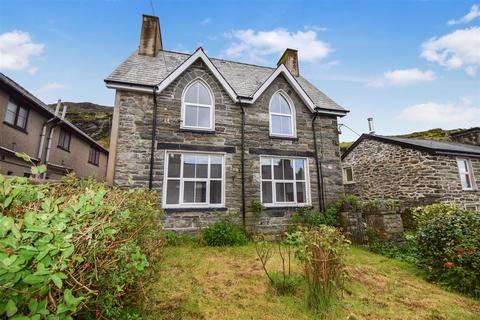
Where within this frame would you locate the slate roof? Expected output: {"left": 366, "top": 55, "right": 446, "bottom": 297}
{"left": 0, "top": 72, "right": 108, "bottom": 154}
{"left": 342, "top": 134, "right": 480, "bottom": 160}
{"left": 105, "top": 49, "right": 347, "bottom": 113}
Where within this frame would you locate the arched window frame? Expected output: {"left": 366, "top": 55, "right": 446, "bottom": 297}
{"left": 269, "top": 90, "right": 296, "bottom": 138}
{"left": 181, "top": 79, "right": 215, "bottom": 131}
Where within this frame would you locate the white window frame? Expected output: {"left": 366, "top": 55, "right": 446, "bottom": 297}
{"left": 464, "top": 204, "right": 479, "bottom": 212}
{"left": 180, "top": 79, "right": 215, "bottom": 131}
{"left": 260, "top": 156, "right": 311, "bottom": 207}
{"left": 456, "top": 158, "right": 476, "bottom": 191}
{"left": 162, "top": 150, "right": 225, "bottom": 209}
{"left": 269, "top": 90, "right": 297, "bottom": 138}
{"left": 342, "top": 166, "right": 355, "bottom": 184}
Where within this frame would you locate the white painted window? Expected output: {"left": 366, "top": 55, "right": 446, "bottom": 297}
{"left": 343, "top": 166, "right": 354, "bottom": 183}
{"left": 457, "top": 158, "right": 476, "bottom": 190}
{"left": 465, "top": 204, "right": 479, "bottom": 212}
{"left": 181, "top": 80, "right": 214, "bottom": 130}
{"left": 269, "top": 91, "right": 296, "bottom": 137}
{"left": 163, "top": 152, "right": 224, "bottom": 208}
{"left": 260, "top": 156, "right": 309, "bottom": 206}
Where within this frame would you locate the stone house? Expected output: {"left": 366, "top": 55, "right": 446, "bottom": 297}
{"left": 342, "top": 134, "right": 480, "bottom": 211}
{"left": 0, "top": 72, "right": 108, "bottom": 180}
{"left": 104, "top": 15, "right": 349, "bottom": 233}
{"left": 451, "top": 127, "right": 480, "bottom": 146}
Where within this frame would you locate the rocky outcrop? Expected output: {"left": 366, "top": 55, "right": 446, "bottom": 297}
{"left": 48, "top": 102, "right": 113, "bottom": 148}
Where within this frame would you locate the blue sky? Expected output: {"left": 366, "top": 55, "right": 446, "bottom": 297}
{"left": 1, "top": 0, "right": 479, "bottom": 142}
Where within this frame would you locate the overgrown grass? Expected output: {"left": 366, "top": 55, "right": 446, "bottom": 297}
{"left": 144, "top": 243, "right": 480, "bottom": 319}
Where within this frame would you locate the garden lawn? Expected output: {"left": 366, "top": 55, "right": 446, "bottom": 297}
{"left": 145, "top": 244, "right": 480, "bottom": 320}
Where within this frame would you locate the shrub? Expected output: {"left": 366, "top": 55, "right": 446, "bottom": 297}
{"left": 414, "top": 203, "right": 480, "bottom": 298}
{"left": 0, "top": 173, "right": 163, "bottom": 319}
{"left": 254, "top": 239, "right": 301, "bottom": 296}
{"left": 292, "top": 205, "right": 339, "bottom": 228}
{"left": 367, "top": 232, "right": 419, "bottom": 264}
{"left": 202, "top": 221, "right": 247, "bottom": 246}
{"left": 297, "top": 225, "right": 349, "bottom": 315}
{"left": 270, "top": 272, "right": 301, "bottom": 295}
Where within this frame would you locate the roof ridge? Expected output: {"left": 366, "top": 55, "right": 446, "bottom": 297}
{"left": 159, "top": 49, "right": 276, "bottom": 70}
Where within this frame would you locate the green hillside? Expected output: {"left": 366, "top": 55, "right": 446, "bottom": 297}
{"left": 340, "top": 128, "right": 465, "bottom": 153}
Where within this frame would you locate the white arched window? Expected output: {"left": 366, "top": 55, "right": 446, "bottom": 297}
{"left": 182, "top": 80, "right": 214, "bottom": 130}
{"left": 269, "top": 91, "right": 295, "bottom": 137}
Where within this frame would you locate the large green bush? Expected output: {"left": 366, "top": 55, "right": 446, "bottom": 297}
{"left": 414, "top": 203, "right": 480, "bottom": 298}
{"left": 0, "top": 174, "right": 163, "bottom": 319}
{"left": 202, "top": 221, "right": 247, "bottom": 246}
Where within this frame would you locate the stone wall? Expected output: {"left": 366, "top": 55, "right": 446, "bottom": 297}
{"left": 339, "top": 209, "right": 404, "bottom": 242}
{"left": 113, "top": 59, "right": 344, "bottom": 233}
{"left": 342, "top": 138, "right": 480, "bottom": 209}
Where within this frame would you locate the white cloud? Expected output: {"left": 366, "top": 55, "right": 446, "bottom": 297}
{"left": 367, "top": 68, "right": 436, "bottom": 87}
{"left": 222, "top": 28, "right": 332, "bottom": 63}
{"left": 447, "top": 4, "right": 480, "bottom": 25}
{"left": 0, "top": 30, "right": 44, "bottom": 72}
{"left": 37, "top": 82, "right": 64, "bottom": 93}
{"left": 421, "top": 27, "right": 480, "bottom": 76}
{"left": 398, "top": 101, "right": 480, "bottom": 123}
{"left": 200, "top": 18, "right": 211, "bottom": 26}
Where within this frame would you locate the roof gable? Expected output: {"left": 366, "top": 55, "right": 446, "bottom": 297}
{"left": 105, "top": 48, "right": 348, "bottom": 116}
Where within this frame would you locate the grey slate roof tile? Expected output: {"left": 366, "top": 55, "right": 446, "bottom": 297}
{"left": 106, "top": 50, "right": 347, "bottom": 112}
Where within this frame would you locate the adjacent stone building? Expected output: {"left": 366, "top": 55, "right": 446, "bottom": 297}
{"left": 0, "top": 73, "right": 108, "bottom": 180}
{"left": 342, "top": 134, "right": 480, "bottom": 211}
{"left": 105, "top": 15, "right": 348, "bottom": 233}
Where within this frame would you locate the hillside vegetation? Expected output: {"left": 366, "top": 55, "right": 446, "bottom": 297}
{"left": 340, "top": 128, "right": 464, "bottom": 153}
{"left": 48, "top": 102, "right": 113, "bottom": 148}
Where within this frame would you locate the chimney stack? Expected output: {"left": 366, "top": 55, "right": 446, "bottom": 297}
{"left": 139, "top": 15, "right": 162, "bottom": 57}
{"left": 367, "top": 117, "right": 375, "bottom": 134}
{"left": 277, "top": 48, "right": 299, "bottom": 77}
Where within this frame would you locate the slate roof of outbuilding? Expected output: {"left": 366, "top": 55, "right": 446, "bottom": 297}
{"left": 342, "top": 134, "right": 480, "bottom": 160}
{"left": 0, "top": 72, "right": 108, "bottom": 154}
{"left": 105, "top": 49, "right": 347, "bottom": 113}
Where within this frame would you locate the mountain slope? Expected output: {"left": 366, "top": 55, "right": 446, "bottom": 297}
{"left": 340, "top": 128, "right": 465, "bottom": 153}
{"left": 48, "top": 102, "right": 113, "bottom": 148}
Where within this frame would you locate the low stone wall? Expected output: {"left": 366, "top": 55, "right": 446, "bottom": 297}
{"left": 339, "top": 209, "right": 404, "bottom": 242}
{"left": 163, "top": 207, "right": 296, "bottom": 235}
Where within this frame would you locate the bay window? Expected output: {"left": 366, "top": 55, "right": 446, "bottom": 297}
{"left": 261, "top": 157, "right": 309, "bottom": 206}
{"left": 164, "top": 152, "right": 224, "bottom": 207}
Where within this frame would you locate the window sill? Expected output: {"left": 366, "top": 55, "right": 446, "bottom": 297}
{"left": 164, "top": 207, "right": 228, "bottom": 213}
{"left": 269, "top": 135, "right": 298, "bottom": 141}
{"left": 3, "top": 121, "right": 28, "bottom": 134}
{"left": 88, "top": 161, "right": 99, "bottom": 167}
{"left": 57, "top": 146, "right": 71, "bottom": 153}
{"left": 180, "top": 127, "right": 216, "bottom": 134}
{"left": 263, "top": 204, "right": 311, "bottom": 210}
{"left": 344, "top": 181, "right": 356, "bottom": 185}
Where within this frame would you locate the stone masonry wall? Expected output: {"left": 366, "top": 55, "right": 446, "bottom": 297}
{"left": 343, "top": 138, "right": 480, "bottom": 209}
{"left": 113, "top": 59, "right": 344, "bottom": 233}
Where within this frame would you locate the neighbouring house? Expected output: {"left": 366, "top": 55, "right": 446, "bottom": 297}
{"left": 0, "top": 73, "right": 108, "bottom": 180}
{"left": 104, "top": 15, "right": 348, "bottom": 233}
{"left": 342, "top": 134, "right": 480, "bottom": 211}
{"left": 450, "top": 127, "right": 480, "bottom": 146}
